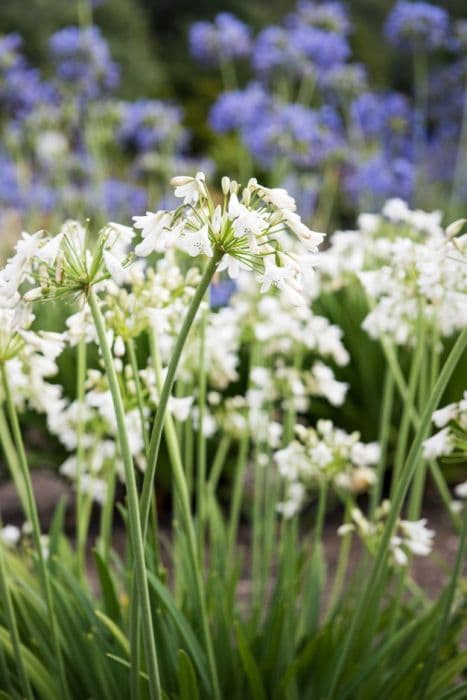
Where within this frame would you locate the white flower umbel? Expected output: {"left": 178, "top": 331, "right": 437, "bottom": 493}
{"left": 274, "top": 420, "right": 379, "bottom": 517}
{"left": 19, "top": 220, "right": 135, "bottom": 303}
{"left": 341, "top": 502, "right": 435, "bottom": 568}
{"left": 133, "top": 173, "right": 325, "bottom": 306}
{"left": 315, "top": 201, "right": 467, "bottom": 344}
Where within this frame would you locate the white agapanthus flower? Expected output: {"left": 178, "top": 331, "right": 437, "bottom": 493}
{"left": 423, "top": 393, "right": 467, "bottom": 500}
{"left": 133, "top": 173, "right": 325, "bottom": 306}
{"left": 275, "top": 420, "right": 379, "bottom": 517}
{"left": 340, "top": 502, "right": 435, "bottom": 568}
{"left": 315, "top": 201, "right": 467, "bottom": 344}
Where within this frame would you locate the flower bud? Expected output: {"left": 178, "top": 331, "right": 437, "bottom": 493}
{"left": 23, "top": 287, "right": 43, "bottom": 302}
{"left": 221, "top": 176, "right": 230, "bottom": 195}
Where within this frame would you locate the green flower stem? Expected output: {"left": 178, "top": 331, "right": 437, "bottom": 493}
{"left": 0, "top": 535, "right": 33, "bottom": 700}
{"left": 408, "top": 339, "right": 433, "bottom": 520}
{"left": 219, "top": 57, "right": 237, "bottom": 90}
{"left": 227, "top": 432, "right": 250, "bottom": 560}
{"left": 327, "top": 498, "right": 353, "bottom": 616}
{"left": 98, "top": 465, "right": 116, "bottom": 563}
{"left": 327, "top": 327, "right": 467, "bottom": 699}
{"left": 151, "top": 335, "right": 222, "bottom": 700}
{"left": 183, "top": 405, "right": 195, "bottom": 495}
{"left": 196, "top": 309, "right": 208, "bottom": 559}
{"left": 381, "top": 337, "right": 419, "bottom": 428}
{"left": 0, "top": 403, "right": 27, "bottom": 512}
{"left": 0, "top": 364, "right": 70, "bottom": 700}
{"left": 369, "top": 369, "right": 395, "bottom": 518}
{"left": 87, "top": 289, "right": 161, "bottom": 700}
{"left": 127, "top": 338, "right": 149, "bottom": 451}
{"left": 297, "top": 69, "right": 316, "bottom": 106}
{"left": 75, "top": 335, "right": 88, "bottom": 581}
{"left": 140, "top": 250, "right": 223, "bottom": 538}
{"left": 127, "top": 336, "right": 162, "bottom": 566}
{"left": 207, "top": 434, "right": 232, "bottom": 497}
{"left": 390, "top": 322, "right": 425, "bottom": 498}
{"left": 314, "top": 481, "right": 328, "bottom": 542}
{"left": 448, "top": 84, "right": 467, "bottom": 218}
{"left": 251, "top": 439, "right": 266, "bottom": 615}
{"left": 413, "top": 46, "right": 428, "bottom": 203}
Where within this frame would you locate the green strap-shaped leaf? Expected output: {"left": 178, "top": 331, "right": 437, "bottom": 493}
{"left": 93, "top": 549, "right": 122, "bottom": 624}
{"left": 235, "top": 620, "right": 267, "bottom": 700}
{"left": 0, "top": 626, "right": 58, "bottom": 700}
{"left": 178, "top": 649, "right": 200, "bottom": 700}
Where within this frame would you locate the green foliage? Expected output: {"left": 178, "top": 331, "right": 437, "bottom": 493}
{"left": 0, "top": 510, "right": 465, "bottom": 698}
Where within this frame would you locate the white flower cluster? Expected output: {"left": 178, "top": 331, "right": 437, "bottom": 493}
{"left": 134, "top": 173, "right": 325, "bottom": 306}
{"left": 315, "top": 199, "right": 467, "bottom": 344}
{"left": 423, "top": 392, "right": 467, "bottom": 514}
{"left": 339, "top": 501, "right": 435, "bottom": 567}
{"left": 274, "top": 420, "right": 380, "bottom": 518}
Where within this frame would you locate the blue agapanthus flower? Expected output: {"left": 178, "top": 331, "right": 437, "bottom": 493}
{"left": 350, "top": 91, "right": 412, "bottom": 142}
{"left": 385, "top": 1, "right": 449, "bottom": 51}
{"left": 189, "top": 13, "right": 251, "bottom": 65}
{"left": 243, "top": 102, "right": 345, "bottom": 168}
{"left": 209, "top": 82, "right": 271, "bottom": 133}
{"left": 286, "top": 1, "right": 352, "bottom": 36}
{"left": 252, "top": 23, "right": 349, "bottom": 78}
{"left": 210, "top": 279, "right": 237, "bottom": 308}
{"left": 49, "top": 25, "right": 120, "bottom": 98}
{"left": 0, "top": 34, "right": 23, "bottom": 71}
{"left": 346, "top": 152, "right": 415, "bottom": 205}
{"left": 100, "top": 178, "right": 148, "bottom": 218}
{"left": 291, "top": 26, "right": 350, "bottom": 69}
{"left": 0, "top": 34, "right": 55, "bottom": 119}
{"left": 118, "top": 100, "right": 188, "bottom": 153}
{"left": 0, "top": 153, "right": 23, "bottom": 209}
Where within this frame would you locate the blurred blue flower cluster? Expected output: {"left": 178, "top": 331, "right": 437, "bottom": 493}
{"left": 190, "top": 0, "right": 467, "bottom": 222}
{"left": 189, "top": 13, "right": 252, "bottom": 65}
{"left": 384, "top": 1, "right": 449, "bottom": 51}
{"left": 0, "top": 25, "right": 207, "bottom": 229}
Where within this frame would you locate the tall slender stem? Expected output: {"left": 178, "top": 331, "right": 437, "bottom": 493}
{"left": 0, "top": 364, "right": 70, "bottom": 700}
{"left": 87, "top": 289, "right": 161, "bottom": 700}
{"left": 151, "top": 334, "right": 222, "bottom": 699}
{"left": 327, "top": 498, "right": 352, "bottom": 615}
{"left": 127, "top": 338, "right": 149, "bottom": 451}
{"left": 390, "top": 323, "right": 425, "bottom": 497}
{"left": 196, "top": 310, "right": 208, "bottom": 558}
{"left": 140, "top": 251, "right": 223, "bottom": 537}
{"left": 75, "top": 335, "right": 88, "bottom": 581}
{"left": 369, "top": 369, "right": 394, "bottom": 518}
{"left": 0, "top": 403, "right": 27, "bottom": 512}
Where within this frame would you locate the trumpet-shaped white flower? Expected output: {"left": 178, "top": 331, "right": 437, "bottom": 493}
{"left": 131, "top": 173, "right": 325, "bottom": 306}
{"left": 133, "top": 211, "right": 175, "bottom": 256}
{"left": 170, "top": 172, "right": 207, "bottom": 204}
